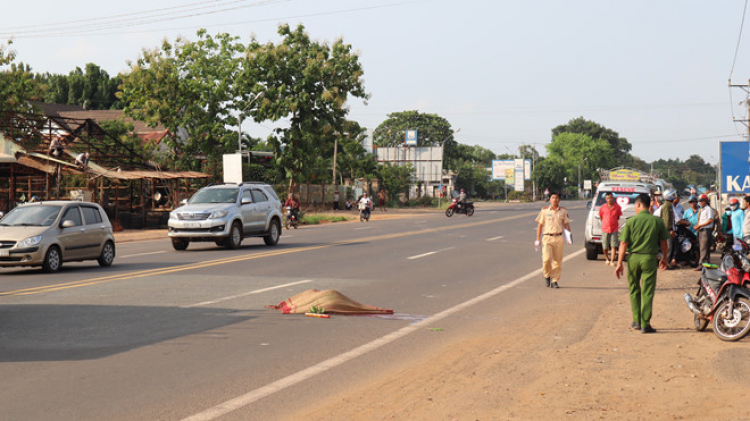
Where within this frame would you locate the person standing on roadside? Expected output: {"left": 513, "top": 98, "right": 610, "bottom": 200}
{"left": 721, "top": 205, "right": 734, "bottom": 252}
{"left": 614, "top": 193, "right": 669, "bottom": 334}
{"left": 377, "top": 190, "right": 387, "bottom": 212}
{"left": 694, "top": 194, "right": 714, "bottom": 269}
{"left": 660, "top": 190, "right": 676, "bottom": 269}
{"left": 742, "top": 196, "right": 750, "bottom": 242}
{"left": 730, "top": 197, "right": 744, "bottom": 245}
{"left": 534, "top": 191, "right": 571, "bottom": 289}
{"left": 333, "top": 190, "right": 340, "bottom": 211}
{"left": 598, "top": 192, "right": 622, "bottom": 266}
{"left": 682, "top": 196, "right": 700, "bottom": 236}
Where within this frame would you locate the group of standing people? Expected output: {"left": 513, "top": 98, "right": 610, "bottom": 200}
{"left": 534, "top": 189, "right": 746, "bottom": 335}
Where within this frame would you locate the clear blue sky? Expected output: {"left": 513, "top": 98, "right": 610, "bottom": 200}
{"left": 2, "top": 0, "right": 749, "bottom": 164}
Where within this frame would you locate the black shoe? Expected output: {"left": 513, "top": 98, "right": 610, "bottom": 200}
{"left": 631, "top": 322, "right": 641, "bottom": 330}
{"left": 545, "top": 277, "right": 551, "bottom": 287}
{"left": 641, "top": 326, "right": 657, "bottom": 334}
{"left": 551, "top": 282, "right": 559, "bottom": 289}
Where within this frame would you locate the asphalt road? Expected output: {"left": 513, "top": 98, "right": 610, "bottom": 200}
{"left": 0, "top": 201, "right": 588, "bottom": 420}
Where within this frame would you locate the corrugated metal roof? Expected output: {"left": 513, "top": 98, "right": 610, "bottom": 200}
{"left": 17, "top": 152, "right": 211, "bottom": 180}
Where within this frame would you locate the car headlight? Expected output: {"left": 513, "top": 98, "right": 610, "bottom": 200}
{"left": 18, "top": 235, "right": 43, "bottom": 248}
{"left": 169, "top": 211, "right": 178, "bottom": 220}
{"left": 209, "top": 210, "right": 228, "bottom": 219}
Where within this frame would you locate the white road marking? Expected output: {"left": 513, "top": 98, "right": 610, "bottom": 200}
{"left": 355, "top": 226, "right": 373, "bottom": 230}
{"left": 486, "top": 236, "right": 504, "bottom": 241}
{"left": 180, "top": 247, "right": 586, "bottom": 421}
{"left": 119, "top": 251, "right": 168, "bottom": 259}
{"left": 407, "top": 247, "right": 455, "bottom": 260}
{"left": 181, "top": 280, "right": 314, "bottom": 308}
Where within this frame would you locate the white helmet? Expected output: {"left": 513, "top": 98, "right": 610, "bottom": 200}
{"left": 664, "top": 189, "right": 677, "bottom": 202}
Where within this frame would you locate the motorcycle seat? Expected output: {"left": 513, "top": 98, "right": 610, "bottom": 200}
{"left": 704, "top": 268, "right": 727, "bottom": 283}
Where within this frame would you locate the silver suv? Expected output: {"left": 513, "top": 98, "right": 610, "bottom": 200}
{"left": 168, "top": 182, "right": 283, "bottom": 251}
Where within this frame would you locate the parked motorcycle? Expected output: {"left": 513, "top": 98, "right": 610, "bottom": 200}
{"left": 673, "top": 225, "right": 699, "bottom": 267}
{"left": 358, "top": 202, "right": 370, "bottom": 222}
{"left": 445, "top": 198, "right": 474, "bottom": 217}
{"left": 284, "top": 206, "right": 299, "bottom": 229}
{"left": 684, "top": 245, "right": 750, "bottom": 341}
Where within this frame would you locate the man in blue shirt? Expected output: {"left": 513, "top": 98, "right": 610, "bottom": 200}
{"left": 681, "top": 196, "right": 699, "bottom": 236}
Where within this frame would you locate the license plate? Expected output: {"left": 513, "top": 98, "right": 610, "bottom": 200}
{"left": 184, "top": 222, "right": 200, "bottom": 228}
{"left": 0, "top": 250, "right": 8, "bottom": 257}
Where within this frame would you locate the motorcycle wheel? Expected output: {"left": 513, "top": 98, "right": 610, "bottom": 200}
{"left": 285, "top": 219, "right": 290, "bottom": 230}
{"left": 694, "top": 288, "right": 709, "bottom": 331}
{"left": 445, "top": 208, "right": 454, "bottom": 217}
{"left": 467, "top": 207, "right": 475, "bottom": 216}
{"left": 360, "top": 211, "right": 364, "bottom": 222}
{"left": 713, "top": 297, "right": 750, "bottom": 341}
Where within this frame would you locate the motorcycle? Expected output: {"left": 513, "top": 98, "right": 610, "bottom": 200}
{"left": 684, "top": 242, "right": 750, "bottom": 341}
{"left": 672, "top": 225, "right": 699, "bottom": 267}
{"left": 284, "top": 206, "right": 299, "bottom": 229}
{"left": 358, "top": 201, "right": 371, "bottom": 222}
{"left": 445, "top": 198, "right": 474, "bottom": 217}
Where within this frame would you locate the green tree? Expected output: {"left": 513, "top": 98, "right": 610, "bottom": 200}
{"left": 0, "top": 42, "right": 39, "bottom": 114}
{"left": 119, "top": 30, "right": 246, "bottom": 173}
{"left": 376, "top": 163, "right": 414, "bottom": 201}
{"left": 551, "top": 117, "right": 632, "bottom": 165}
{"left": 241, "top": 24, "right": 369, "bottom": 192}
{"left": 532, "top": 157, "right": 568, "bottom": 193}
{"left": 547, "top": 132, "right": 613, "bottom": 185}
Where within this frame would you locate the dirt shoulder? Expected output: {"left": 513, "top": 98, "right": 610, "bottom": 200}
{"left": 284, "top": 260, "right": 750, "bottom": 421}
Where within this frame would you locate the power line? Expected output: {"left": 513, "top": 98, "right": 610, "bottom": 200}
{"left": 0, "top": 0, "right": 250, "bottom": 33}
{"left": 4, "top": 0, "right": 425, "bottom": 39}
{"left": 1, "top": 0, "right": 286, "bottom": 38}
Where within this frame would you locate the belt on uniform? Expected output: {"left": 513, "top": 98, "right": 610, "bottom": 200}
{"left": 545, "top": 233, "right": 563, "bottom": 236}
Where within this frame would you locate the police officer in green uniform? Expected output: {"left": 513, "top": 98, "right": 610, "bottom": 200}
{"left": 614, "top": 193, "right": 669, "bottom": 334}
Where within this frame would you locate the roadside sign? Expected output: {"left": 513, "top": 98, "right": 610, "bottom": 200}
{"left": 721, "top": 141, "right": 750, "bottom": 194}
{"left": 405, "top": 130, "right": 417, "bottom": 146}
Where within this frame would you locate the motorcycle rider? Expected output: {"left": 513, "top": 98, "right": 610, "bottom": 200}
{"left": 457, "top": 188, "right": 468, "bottom": 211}
{"left": 358, "top": 192, "right": 373, "bottom": 218}
{"left": 284, "top": 193, "right": 301, "bottom": 221}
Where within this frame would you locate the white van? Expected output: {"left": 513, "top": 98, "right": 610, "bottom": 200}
{"left": 584, "top": 181, "right": 654, "bottom": 260}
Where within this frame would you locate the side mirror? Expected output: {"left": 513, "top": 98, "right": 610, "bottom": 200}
{"left": 180, "top": 199, "right": 188, "bottom": 206}
{"left": 586, "top": 201, "right": 592, "bottom": 209}
{"left": 241, "top": 197, "right": 252, "bottom": 205}
{"left": 0, "top": 211, "right": 4, "bottom": 219}
{"left": 61, "top": 220, "right": 75, "bottom": 228}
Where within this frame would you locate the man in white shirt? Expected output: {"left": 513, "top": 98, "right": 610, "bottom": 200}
{"left": 694, "top": 194, "right": 714, "bottom": 268}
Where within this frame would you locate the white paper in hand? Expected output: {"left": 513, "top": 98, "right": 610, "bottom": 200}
{"left": 564, "top": 229, "right": 573, "bottom": 245}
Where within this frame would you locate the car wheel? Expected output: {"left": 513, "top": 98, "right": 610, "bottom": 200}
{"left": 227, "top": 222, "right": 242, "bottom": 249}
{"left": 585, "top": 243, "right": 598, "bottom": 261}
{"left": 97, "top": 241, "right": 116, "bottom": 267}
{"left": 172, "top": 238, "right": 189, "bottom": 251}
{"left": 264, "top": 219, "right": 281, "bottom": 246}
{"left": 42, "top": 245, "right": 62, "bottom": 273}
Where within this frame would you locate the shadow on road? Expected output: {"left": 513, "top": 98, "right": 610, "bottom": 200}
{"left": 0, "top": 304, "right": 255, "bottom": 362}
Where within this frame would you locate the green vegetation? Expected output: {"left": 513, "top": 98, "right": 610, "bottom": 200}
{"left": 301, "top": 214, "right": 351, "bottom": 225}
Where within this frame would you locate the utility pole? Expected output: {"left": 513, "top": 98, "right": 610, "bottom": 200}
{"left": 728, "top": 79, "right": 750, "bottom": 197}
{"left": 532, "top": 143, "right": 537, "bottom": 202}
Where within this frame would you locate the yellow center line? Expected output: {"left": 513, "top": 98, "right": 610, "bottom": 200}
{"left": 1, "top": 210, "right": 541, "bottom": 298}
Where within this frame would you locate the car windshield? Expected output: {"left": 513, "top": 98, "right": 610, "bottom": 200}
{"left": 189, "top": 188, "right": 239, "bottom": 204}
{"left": 0, "top": 205, "right": 62, "bottom": 227}
{"left": 594, "top": 191, "right": 643, "bottom": 208}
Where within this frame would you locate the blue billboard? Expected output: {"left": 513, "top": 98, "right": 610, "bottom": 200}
{"left": 721, "top": 141, "right": 750, "bottom": 194}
